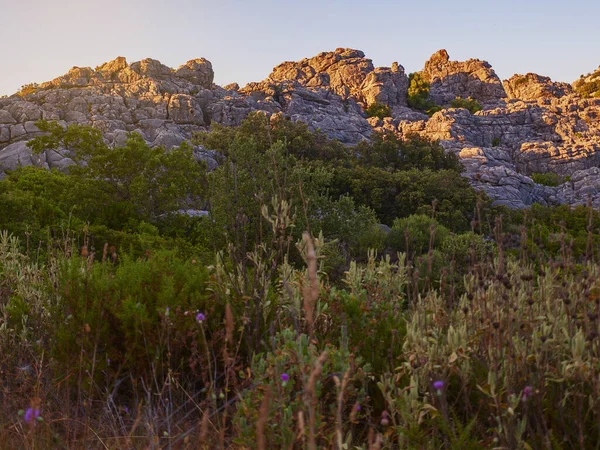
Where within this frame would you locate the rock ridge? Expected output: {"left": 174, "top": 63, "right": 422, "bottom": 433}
{"left": 1, "top": 49, "right": 600, "bottom": 209}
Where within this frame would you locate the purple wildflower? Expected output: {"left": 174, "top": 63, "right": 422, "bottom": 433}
{"left": 380, "top": 410, "right": 389, "bottom": 426}
{"left": 433, "top": 380, "right": 445, "bottom": 391}
{"left": 355, "top": 403, "right": 361, "bottom": 411}
{"left": 196, "top": 312, "right": 206, "bottom": 322}
{"left": 23, "top": 407, "right": 40, "bottom": 424}
{"left": 522, "top": 385, "right": 534, "bottom": 401}
{"left": 280, "top": 373, "right": 289, "bottom": 382}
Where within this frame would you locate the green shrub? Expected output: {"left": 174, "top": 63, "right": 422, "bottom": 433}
{"left": 407, "top": 72, "right": 442, "bottom": 116}
{"left": 16, "top": 82, "right": 39, "bottom": 96}
{"left": 531, "top": 171, "right": 564, "bottom": 187}
{"left": 491, "top": 137, "right": 501, "bottom": 147}
{"left": 365, "top": 102, "right": 392, "bottom": 119}
{"left": 449, "top": 96, "right": 482, "bottom": 114}
{"left": 387, "top": 214, "right": 450, "bottom": 255}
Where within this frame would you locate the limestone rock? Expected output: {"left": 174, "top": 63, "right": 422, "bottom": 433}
{"left": 504, "top": 73, "right": 573, "bottom": 101}
{"left": 2, "top": 49, "right": 600, "bottom": 211}
{"left": 175, "top": 58, "right": 214, "bottom": 89}
{"left": 267, "top": 48, "right": 408, "bottom": 108}
{"left": 0, "top": 141, "right": 47, "bottom": 171}
{"left": 423, "top": 49, "right": 506, "bottom": 105}
{"left": 361, "top": 63, "right": 409, "bottom": 108}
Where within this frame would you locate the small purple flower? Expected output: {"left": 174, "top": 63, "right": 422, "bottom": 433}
{"left": 433, "top": 380, "right": 445, "bottom": 391}
{"left": 280, "top": 373, "right": 289, "bottom": 382}
{"left": 522, "top": 385, "right": 534, "bottom": 401}
{"left": 380, "top": 410, "right": 389, "bottom": 426}
{"left": 165, "top": 306, "right": 170, "bottom": 317}
{"left": 23, "top": 407, "right": 40, "bottom": 424}
{"left": 355, "top": 403, "right": 361, "bottom": 411}
{"left": 196, "top": 312, "right": 206, "bottom": 322}
{"left": 107, "top": 358, "right": 111, "bottom": 366}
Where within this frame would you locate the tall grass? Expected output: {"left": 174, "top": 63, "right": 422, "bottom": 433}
{"left": 2, "top": 213, "right": 600, "bottom": 448}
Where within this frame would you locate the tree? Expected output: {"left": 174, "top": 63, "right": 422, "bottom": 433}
{"left": 27, "top": 120, "right": 207, "bottom": 225}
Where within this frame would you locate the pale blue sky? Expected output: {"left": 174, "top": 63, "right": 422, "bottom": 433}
{"left": 1, "top": 0, "right": 598, "bottom": 96}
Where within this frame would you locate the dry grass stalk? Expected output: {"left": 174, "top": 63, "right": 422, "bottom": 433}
{"left": 335, "top": 368, "right": 351, "bottom": 450}
{"left": 297, "top": 410, "right": 306, "bottom": 443}
{"left": 225, "top": 303, "right": 234, "bottom": 345}
{"left": 199, "top": 407, "right": 210, "bottom": 443}
{"left": 306, "top": 350, "right": 328, "bottom": 450}
{"left": 302, "top": 232, "right": 318, "bottom": 334}
{"left": 125, "top": 401, "right": 143, "bottom": 448}
{"left": 256, "top": 386, "right": 272, "bottom": 450}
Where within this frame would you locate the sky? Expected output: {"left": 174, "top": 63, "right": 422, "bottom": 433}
{"left": 1, "top": 0, "right": 599, "bottom": 96}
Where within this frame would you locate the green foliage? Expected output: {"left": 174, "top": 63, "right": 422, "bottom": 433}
{"left": 194, "top": 112, "right": 349, "bottom": 162}
{"left": 356, "top": 131, "right": 462, "bottom": 172}
{"left": 51, "top": 251, "right": 209, "bottom": 383}
{"left": 6, "top": 110, "right": 600, "bottom": 448}
{"left": 365, "top": 102, "right": 392, "bottom": 119}
{"left": 26, "top": 120, "right": 207, "bottom": 225}
{"left": 491, "top": 137, "right": 501, "bottom": 147}
{"left": 233, "top": 329, "right": 370, "bottom": 448}
{"left": 449, "top": 96, "right": 483, "bottom": 114}
{"left": 387, "top": 214, "right": 450, "bottom": 255}
{"left": 16, "top": 82, "right": 40, "bottom": 96}
{"left": 573, "top": 69, "right": 600, "bottom": 98}
{"left": 531, "top": 171, "right": 564, "bottom": 187}
{"left": 407, "top": 72, "right": 442, "bottom": 116}
{"left": 513, "top": 76, "right": 529, "bottom": 86}
{"left": 330, "top": 166, "right": 480, "bottom": 230}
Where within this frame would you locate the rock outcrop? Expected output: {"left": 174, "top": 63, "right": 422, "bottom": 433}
{"left": 504, "top": 73, "right": 573, "bottom": 101}
{"left": 1, "top": 48, "right": 600, "bottom": 210}
{"left": 423, "top": 49, "right": 506, "bottom": 106}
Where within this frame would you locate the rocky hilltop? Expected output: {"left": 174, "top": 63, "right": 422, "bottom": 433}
{"left": 1, "top": 48, "right": 600, "bottom": 209}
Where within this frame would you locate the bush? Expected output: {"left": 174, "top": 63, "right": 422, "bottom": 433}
{"left": 365, "top": 102, "right": 392, "bottom": 119}
{"left": 573, "top": 69, "right": 600, "bottom": 98}
{"left": 407, "top": 72, "right": 442, "bottom": 116}
{"left": 16, "top": 82, "right": 39, "bottom": 96}
{"left": 387, "top": 214, "right": 450, "bottom": 255}
{"left": 449, "top": 96, "right": 483, "bottom": 114}
{"left": 531, "top": 171, "right": 564, "bottom": 187}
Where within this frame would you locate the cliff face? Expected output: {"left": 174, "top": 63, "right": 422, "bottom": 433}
{"left": 1, "top": 48, "right": 600, "bottom": 209}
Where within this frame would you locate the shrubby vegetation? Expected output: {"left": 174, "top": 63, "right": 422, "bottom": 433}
{"left": 407, "top": 72, "right": 442, "bottom": 116}
{"left": 16, "top": 82, "right": 40, "bottom": 97}
{"left": 365, "top": 102, "right": 392, "bottom": 119}
{"left": 531, "top": 171, "right": 564, "bottom": 187}
{"left": 449, "top": 96, "right": 482, "bottom": 114}
{"left": 2, "top": 113, "right": 600, "bottom": 448}
{"left": 574, "top": 68, "right": 600, "bottom": 98}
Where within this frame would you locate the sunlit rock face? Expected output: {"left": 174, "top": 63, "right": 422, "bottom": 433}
{"left": 1, "top": 50, "right": 600, "bottom": 208}
{"left": 422, "top": 49, "right": 507, "bottom": 106}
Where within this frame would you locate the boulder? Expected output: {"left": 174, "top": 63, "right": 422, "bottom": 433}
{"left": 175, "top": 58, "right": 214, "bottom": 89}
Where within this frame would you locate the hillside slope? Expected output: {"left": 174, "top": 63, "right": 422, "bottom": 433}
{"left": 1, "top": 48, "right": 600, "bottom": 208}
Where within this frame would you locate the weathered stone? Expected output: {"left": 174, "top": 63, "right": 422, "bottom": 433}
{"left": 175, "top": 59, "right": 214, "bottom": 89}
{"left": 423, "top": 49, "right": 506, "bottom": 105}
{"left": 504, "top": 73, "right": 573, "bottom": 101}
{"left": 1, "top": 50, "right": 600, "bottom": 211}
{"left": 0, "top": 141, "right": 47, "bottom": 171}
